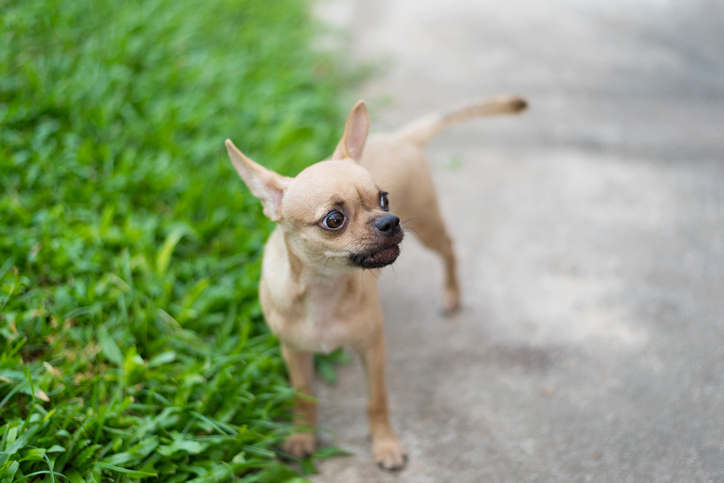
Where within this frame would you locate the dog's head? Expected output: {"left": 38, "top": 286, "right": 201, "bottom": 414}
{"left": 225, "top": 100, "right": 403, "bottom": 275}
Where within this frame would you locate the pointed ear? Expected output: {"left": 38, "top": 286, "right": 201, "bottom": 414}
{"left": 225, "top": 139, "right": 290, "bottom": 221}
{"left": 331, "top": 100, "right": 369, "bottom": 162}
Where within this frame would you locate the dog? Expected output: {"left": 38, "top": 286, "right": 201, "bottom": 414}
{"left": 224, "top": 96, "right": 527, "bottom": 470}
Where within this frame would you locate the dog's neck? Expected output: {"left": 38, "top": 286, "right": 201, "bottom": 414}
{"left": 279, "top": 230, "right": 358, "bottom": 291}
{"left": 261, "top": 228, "right": 365, "bottom": 325}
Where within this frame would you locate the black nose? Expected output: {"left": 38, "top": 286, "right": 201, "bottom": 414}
{"left": 375, "top": 214, "right": 401, "bottom": 236}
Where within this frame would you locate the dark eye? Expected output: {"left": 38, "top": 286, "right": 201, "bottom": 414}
{"left": 380, "top": 193, "right": 389, "bottom": 212}
{"left": 322, "top": 211, "right": 345, "bottom": 230}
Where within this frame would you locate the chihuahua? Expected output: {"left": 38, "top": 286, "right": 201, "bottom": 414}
{"left": 224, "top": 96, "right": 527, "bottom": 470}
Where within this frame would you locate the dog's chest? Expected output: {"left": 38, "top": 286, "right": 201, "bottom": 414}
{"left": 300, "top": 299, "right": 348, "bottom": 353}
{"left": 270, "top": 298, "right": 351, "bottom": 353}
{"left": 266, "top": 278, "right": 365, "bottom": 353}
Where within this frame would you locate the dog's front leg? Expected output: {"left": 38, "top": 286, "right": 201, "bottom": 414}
{"left": 359, "top": 335, "right": 408, "bottom": 471}
{"left": 280, "top": 344, "right": 316, "bottom": 458}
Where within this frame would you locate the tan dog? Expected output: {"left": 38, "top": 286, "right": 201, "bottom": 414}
{"left": 225, "top": 96, "right": 526, "bottom": 470}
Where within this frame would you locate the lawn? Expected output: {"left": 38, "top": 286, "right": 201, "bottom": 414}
{"left": 0, "top": 0, "right": 352, "bottom": 480}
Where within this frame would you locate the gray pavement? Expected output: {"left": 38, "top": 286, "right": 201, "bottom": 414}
{"left": 311, "top": 1, "right": 724, "bottom": 481}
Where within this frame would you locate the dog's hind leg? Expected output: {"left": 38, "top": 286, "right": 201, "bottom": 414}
{"left": 280, "top": 344, "right": 317, "bottom": 458}
{"left": 410, "top": 211, "right": 461, "bottom": 313}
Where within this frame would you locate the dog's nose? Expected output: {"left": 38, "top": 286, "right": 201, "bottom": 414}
{"left": 375, "top": 214, "right": 401, "bottom": 236}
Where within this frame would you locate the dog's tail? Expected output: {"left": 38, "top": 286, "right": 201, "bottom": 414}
{"left": 394, "top": 96, "right": 528, "bottom": 147}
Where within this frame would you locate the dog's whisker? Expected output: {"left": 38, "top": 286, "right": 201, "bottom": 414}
{"left": 321, "top": 255, "right": 331, "bottom": 277}
{"left": 369, "top": 269, "right": 382, "bottom": 283}
{"left": 401, "top": 216, "right": 424, "bottom": 224}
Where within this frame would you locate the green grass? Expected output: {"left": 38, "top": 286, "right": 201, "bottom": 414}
{"left": 0, "top": 0, "right": 354, "bottom": 480}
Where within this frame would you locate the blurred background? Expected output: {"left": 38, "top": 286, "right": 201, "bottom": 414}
{"left": 1, "top": 0, "right": 723, "bottom": 481}
{"left": 0, "top": 0, "right": 352, "bottom": 480}
{"left": 312, "top": 0, "right": 724, "bottom": 482}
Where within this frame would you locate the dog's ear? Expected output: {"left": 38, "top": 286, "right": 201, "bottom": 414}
{"left": 225, "top": 139, "right": 290, "bottom": 221}
{"left": 331, "top": 100, "right": 369, "bottom": 162}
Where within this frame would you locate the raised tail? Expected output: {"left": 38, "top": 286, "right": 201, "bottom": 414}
{"left": 394, "top": 96, "right": 528, "bottom": 146}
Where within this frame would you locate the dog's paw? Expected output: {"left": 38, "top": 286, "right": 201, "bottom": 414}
{"left": 282, "top": 433, "right": 316, "bottom": 458}
{"left": 372, "top": 437, "right": 408, "bottom": 471}
{"left": 441, "top": 287, "right": 461, "bottom": 314}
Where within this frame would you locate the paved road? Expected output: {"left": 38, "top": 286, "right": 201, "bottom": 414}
{"left": 312, "top": 1, "right": 724, "bottom": 481}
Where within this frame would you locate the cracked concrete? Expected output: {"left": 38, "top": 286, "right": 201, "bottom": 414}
{"left": 310, "top": 0, "right": 724, "bottom": 481}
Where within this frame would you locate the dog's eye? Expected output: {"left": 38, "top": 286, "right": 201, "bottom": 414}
{"left": 323, "top": 211, "right": 345, "bottom": 230}
{"left": 380, "top": 193, "right": 389, "bottom": 212}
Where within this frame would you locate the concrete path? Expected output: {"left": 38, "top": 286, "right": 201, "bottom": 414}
{"left": 312, "top": 1, "right": 724, "bottom": 481}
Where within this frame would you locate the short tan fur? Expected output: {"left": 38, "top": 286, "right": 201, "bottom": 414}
{"left": 225, "top": 95, "right": 527, "bottom": 470}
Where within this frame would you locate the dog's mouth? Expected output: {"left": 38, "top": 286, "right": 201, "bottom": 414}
{"left": 349, "top": 243, "right": 401, "bottom": 269}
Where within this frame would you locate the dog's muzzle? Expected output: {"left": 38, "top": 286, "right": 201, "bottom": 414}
{"left": 349, "top": 243, "right": 401, "bottom": 269}
{"left": 349, "top": 214, "right": 404, "bottom": 269}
